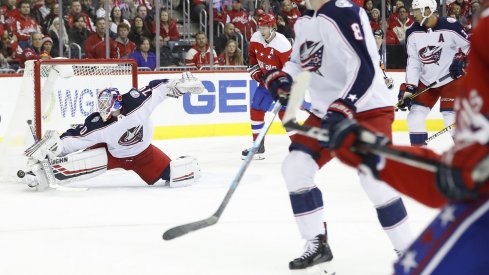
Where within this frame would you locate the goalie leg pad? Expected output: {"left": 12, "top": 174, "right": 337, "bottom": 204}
{"left": 168, "top": 156, "right": 201, "bottom": 188}
{"left": 24, "top": 130, "right": 63, "bottom": 161}
{"left": 49, "top": 147, "right": 108, "bottom": 184}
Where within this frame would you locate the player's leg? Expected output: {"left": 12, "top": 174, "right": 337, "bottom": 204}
{"left": 394, "top": 196, "right": 489, "bottom": 274}
{"left": 358, "top": 108, "right": 414, "bottom": 255}
{"left": 242, "top": 86, "right": 272, "bottom": 160}
{"left": 283, "top": 114, "right": 334, "bottom": 270}
{"left": 131, "top": 144, "right": 200, "bottom": 187}
{"left": 407, "top": 84, "right": 440, "bottom": 146}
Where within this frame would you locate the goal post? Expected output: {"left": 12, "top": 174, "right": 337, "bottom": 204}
{"left": 0, "top": 58, "right": 138, "bottom": 182}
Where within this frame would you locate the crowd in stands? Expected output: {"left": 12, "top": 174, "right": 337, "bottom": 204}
{"left": 0, "top": 0, "right": 480, "bottom": 72}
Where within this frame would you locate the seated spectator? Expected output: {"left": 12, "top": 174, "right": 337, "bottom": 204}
{"left": 84, "top": 17, "right": 118, "bottom": 58}
{"left": 276, "top": 14, "right": 294, "bottom": 39}
{"left": 389, "top": 6, "right": 413, "bottom": 44}
{"left": 151, "top": 35, "right": 178, "bottom": 67}
{"left": 129, "top": 36, "right": 156, "bottom": 70}
{"left": 39, "top": 36, "right": 52, "bottom": 59}
{"left": 128, "top": 15, "right": 152, "bottom": 46}
{"left": 110, "top": 6, "right": 131, "bottom": 35}
{"left": 12, "top": 1, "right": 42, "bottom": 49}
{"left": 18, "top": 32, "right": 42, "bottom": 68}
{"left": 42, "top": 2, "right": 60, "bottom": 34}
{"left": 226, "top": 0, "right": 249, "bottom": 36}
{"left": 369, "top": 8, "right": 382, "bottom": 30}
{"left": 2, "top": 0, "right": 19, "bottom": 29}
{"left": 0, "top": 29, "right": 20, "bottom": 69}
{"left": 135, "top": 4, "right": 152, "bottom": 30}
{"left": 215, "top": 23, "right": 240, "bottom": 55}
{"left": 280, "top": 0, "right": 301, "bottom": 31}
{"left": 68, "top": 14, "right": 91, "bottom": 57}
{"left": 218, "top": 39, "right": 243, "bottom": 66}
{"left": 151, "top": 8, "right": 179, "bottom": 42}
{"left": 363, "top": 0, "right": 374, "bottom": 20}
{"left": 448, "top": 0, "right": 471, "bottom": 18}
{"left": 113, "top": 0, "right": 136, "bottom": 21}
{"left": 115, "top": 22, "right": 136, "bottom": 58}
{"left": 80, "top": 0, "right": 97, "bottom": 21}
{"left": 387, "top": 0, "right": 406, "bottom": 25}
{"left": 185, "top": 31, "right": 218, "bottom": 68}
{"left": 65, "top": 0, "right": 94, "bottom": 32}
{"left": 47, "top": 17, "right": 68, "bottom": 57}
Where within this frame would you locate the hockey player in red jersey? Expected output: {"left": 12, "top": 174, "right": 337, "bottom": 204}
{"left": 243, "top": 13, "right": 295, "bottom": 159}
{"left": 329, "top": 1, "right": 489, "bottom": 272}
{"left": 22, "top": 72, "right": 205, "bottom": 190}
{"left": 397, "top": 0, "right": 470, "bottom": 146}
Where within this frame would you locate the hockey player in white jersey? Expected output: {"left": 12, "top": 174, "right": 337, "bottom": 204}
{"left": 397, "top": 0, "right": 470, "bottom": 145}
{"left": 23, "top": 72, "right": 205, "bottom": 190}
{"left": 264, "top": 0, "right": 414, "bottom": 270}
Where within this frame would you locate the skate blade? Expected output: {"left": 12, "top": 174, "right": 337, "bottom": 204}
{"left": 241, "top": 154, "right": 265, "bottom": 160}
{"left": 289, "top": 262, "right": 336, "bottom": 275}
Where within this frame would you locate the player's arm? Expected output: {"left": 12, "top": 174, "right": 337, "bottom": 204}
{"left": 282, "top": 16, "right": 308, "bottom": 78}
{"left": 59, "top": 115, "right": 106, "bottom": 156}
{"left": 247, "top": 40, "right": 264, "bottom": 84}
{"left": 404, "top": 31, "right": 422, "bottom": 86}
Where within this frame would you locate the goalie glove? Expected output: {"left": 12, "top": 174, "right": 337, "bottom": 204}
{"left": 24, "top": 130, "right": 63, "bottom": 161}
{"left": 166, "top": 71, "right": 205, "bottom": 98}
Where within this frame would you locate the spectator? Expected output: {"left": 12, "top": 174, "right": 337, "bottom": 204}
{"left": 364, "top": 0, "right": 374, "bottom": 20}
{"left": 128, "top": 15, "right": 152, "bottom": 46}
{"left": 42, "top": 2, "right": 60, "bottom": 33}
{"left": 18, "top": 31, "right": 42, "bottom": 67}
{"left": 110, "top": 6, "right": 131, "bottom": 34}
{"left": 39, "top": 35, "right": 52, "bottom": 59}
{"left": 68, "top": 14, "right": 90, "bottom": 57}
{"left": 226, "top": 0, "right": 249, "bottom": 36}
{"left": 212, "top": 0, "right": 228, "bottom": 35}
{"left": 115, "top": 22, "right": 136, "bottom": 58}
{"left": 151, "top": 35, "right": 178, "bottom": 67}
{"left": 0, "top": 29, "right": 20, "bottom": 69}
{"left": 1, "top": 0, "right": 19, "bottom": 29}
{"left": 135, "top": 4, "right": 152, "bottom": 30}
{"left": 65, "top": 0, "right": 94, "bottom": 32}
{"left": 12, "top": 1, "right": 42, "bottom": 49}
{"left": 95, "top": 0, "right": 109, "bottom": 18}
{"left": 280, "top": 0, "right": 301, "bottom": 31}
{"left": 389, "top": 6, "right": 413, "bottom": 44}
{"left": 30, "top": 0, "right": 46, "bottom": 30}
{"left": 215, "top": 22, "right": 240, "bottom": 55}
{"left": 47, "top": 17, "right": 68, "bottom": 57}
{"left": 370, "top": 8, "right": 382, "bottom": 30}
{"left": 185, "top": 31, "right": 218, "bottom": 68}
{"left": 114, "top": 0, "right": 137, "bottom": 21}
{"left": 84, "top": 17, "right": 118, "bottom": 58}
{"left": 276, "top": 14, "right": 294, "bottom": 39}
{"left": 129, "top": 36, "right": 155, "bottom": 70}
{"left": 218, "top": 39, "right": 243, "bottom": 66}
{"left": 80, "top": 0, "right": 97, "bottom": 21}
{"left": 448, "top": 0, "right": 472, "bottom": 18}
{"left": 151, "top": 8, "right": 179, "bottom": 42}
{"left": 388, "top": 0, "right": 406, "bottom": 25}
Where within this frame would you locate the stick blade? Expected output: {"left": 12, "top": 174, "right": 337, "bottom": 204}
{"left": 163, "top": 216, "right": 219, "bottom": 241}
{"left": 282, "top": 71, "right": 311, "bottom": 124}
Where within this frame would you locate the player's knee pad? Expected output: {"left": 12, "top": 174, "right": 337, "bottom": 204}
{"left": 251, "top": 86, "right": 274, "bottom": 111}
{"left": 407, "top": 105, "right": 431, "bottom": 132}
{"left": 282, "top": 150, "right": 319, "bottom": 192}
{"left": 168, "top": 156, "right": 201, "bottom": 188}
{"left": 359, "top": 173, "right": 401, "bottom": 206}
{"left": 50, "top": 147, "right": 108, "bottom": 184}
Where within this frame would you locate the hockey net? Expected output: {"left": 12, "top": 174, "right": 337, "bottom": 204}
{"left": 0, "top": 59, "right": 137, "bottom": 182}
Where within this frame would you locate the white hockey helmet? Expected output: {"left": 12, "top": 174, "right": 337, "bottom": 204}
{"left": 412, "top": 0, "right": 437, "bottom": 25}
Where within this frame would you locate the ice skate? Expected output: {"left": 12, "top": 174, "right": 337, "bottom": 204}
{"left": 241, "top": 144, "right": 265, "bottom": 160}
{"left": 289, "top": 234, "right": 333, "bottom": 270}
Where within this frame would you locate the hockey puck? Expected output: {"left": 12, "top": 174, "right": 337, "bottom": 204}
{"left": 17, "top": 170, "right": 25, "bottom": 178}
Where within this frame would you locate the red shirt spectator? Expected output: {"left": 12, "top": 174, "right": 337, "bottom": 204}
{"left": 151, "top": 9, "right": 180, "bottom": 41}
{"left": 12, "top": 1, "right": 42, "bottom": 43}
{"left": 85, "top": 18, "right": 118, "bottom": 59}
{"left": 18, "top": 32, "right": 43, "bottom": 68}
{"left": 226, "top": 0, "right": 249, "bottom": 36}
{"left": 1, "top": 0, "right": 19, "bottom": 28}
{"left": 65, "top": 0, "right": 94, "bottom": 32}
{"left": 217, "top": 39, "right": 243, "bottom": 66}
{"left": 386, "top": 28, "right": 400, "bottom": 45}
{"left": 280, "top": 0, "right": 301, "bottom": 31}
{"left": 115, "top": 22, "right": 136, "bottom": 58}
{"left": 185, "top": 31, "right": 218, "bottom": 68}
{"left": 388, "top": 6, "right": 414, "bottom": 44}
{"left": 448, "top": 0, "right": 471, "bottom": 18}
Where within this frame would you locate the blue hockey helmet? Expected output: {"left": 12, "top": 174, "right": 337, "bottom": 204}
{"left": 97, "top": 88, "right": 123, "bottom": 122}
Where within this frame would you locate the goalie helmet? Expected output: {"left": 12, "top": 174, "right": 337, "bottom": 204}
{"left": 97, "top": 88, "right": 123, "bottom": 122}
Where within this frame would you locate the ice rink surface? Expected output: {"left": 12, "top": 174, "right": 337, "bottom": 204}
{"left": 0, "top": 131, "right": 454, "bottom": 275}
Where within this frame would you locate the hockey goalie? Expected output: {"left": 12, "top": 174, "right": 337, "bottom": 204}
{"left": 22, "top": 72, "right": 205, "bottom": 190}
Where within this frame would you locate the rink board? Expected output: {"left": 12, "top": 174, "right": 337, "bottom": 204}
{"left": 0, "top": 71, "right": 445, "bottom": 140}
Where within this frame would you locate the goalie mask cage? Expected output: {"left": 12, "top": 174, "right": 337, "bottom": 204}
{"left": 0, "top": 59, "right": 138, "bottom": 182}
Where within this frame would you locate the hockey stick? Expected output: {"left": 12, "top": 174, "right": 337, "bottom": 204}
{"left": 162, "top": 100, "right": 283, "bottom": 240}
{"left": 20, "top": 120, "right": 88, "bottom": 191}
{"left": 395, "top": 73, "right": 451, "bottom": 108}
{"left": 282, "top": 72, "right": 438, "bottom": 172}
{"left": 424, "top": 123, "right": 455, "bottom": 144}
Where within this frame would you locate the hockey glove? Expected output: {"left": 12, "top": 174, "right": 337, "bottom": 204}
{"left": 320, "top": 98, "right": 356, "bottom": 148}
{"left": 397, "top": 83, "right": 416, "bottom": 111}
{"left": 264, "top": 69, "right": 293, "bottom": 105}
{"left": 248, "top": 64, "right": 264, "bottom": 85}
{"left": 436, "top": 143, "right": 489, "bottom": 201}
{"left": 329, "top": 119, "right": 389, "bottom": 178}
{"left": 449, "top": 51, "right": 467, "bottom": 80}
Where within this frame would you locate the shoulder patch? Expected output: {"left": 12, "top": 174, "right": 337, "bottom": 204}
{"left": 130, "top": 89, "right": 140, "bottom": 98}
{"left": 335, "top": 0, "right": 353, "bottom": 8}
{"left": 91, "top": 116, "right": 100, "bottom": 123}
{"left": 446, "top": 17, "right": 457, "bottom": 23}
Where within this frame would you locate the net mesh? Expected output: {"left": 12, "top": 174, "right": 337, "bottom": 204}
{"left": 0, "top": 59, "right": 136, "bottom": 183}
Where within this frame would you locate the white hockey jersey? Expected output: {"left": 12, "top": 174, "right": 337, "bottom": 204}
{"left": 282, "top": 0, "right": 392, "bottom": 118}
{"left": 59, "top": 82, "right": 170, "bottom": 158}
{"left": 405, "top": 17, "right": 470, "bottom": 88}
